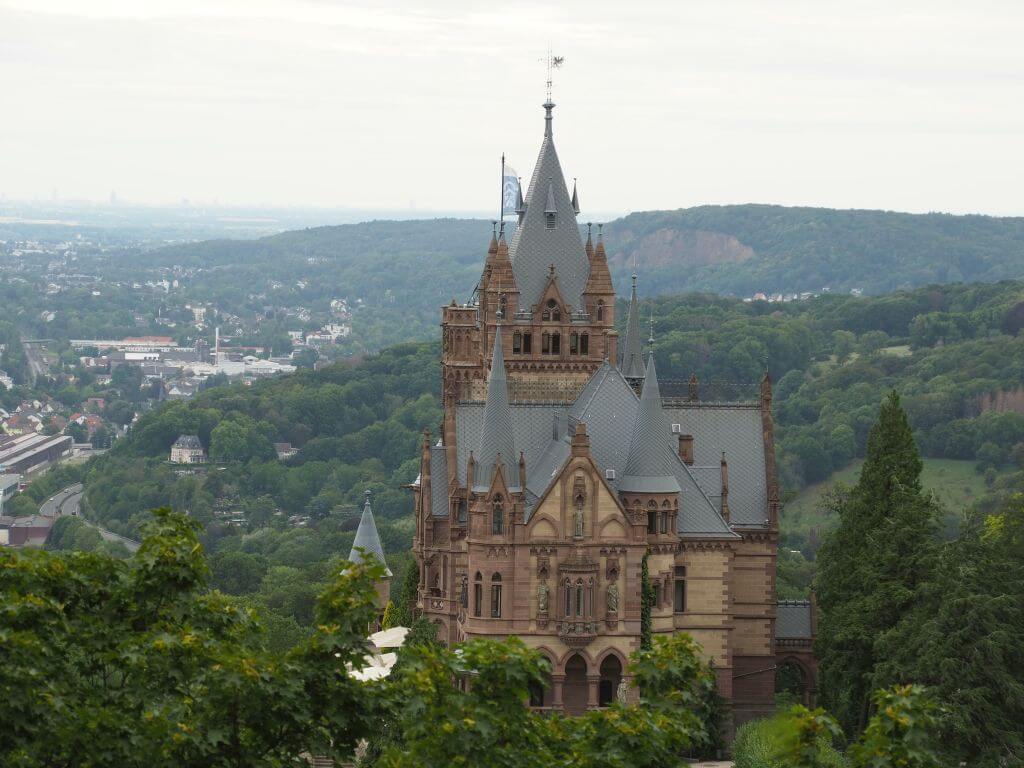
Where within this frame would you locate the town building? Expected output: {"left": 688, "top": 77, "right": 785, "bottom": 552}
{"left": 0, "top": 432, "right": 73, "bottom": 475}
{"left": 410, "top": 101, "right": 812, "bottom": 729}
{"left": 170, "top": 435, "right": 206, "bottom": 464}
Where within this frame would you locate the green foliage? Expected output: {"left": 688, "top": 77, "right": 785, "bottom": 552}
{"left": 380, "top": 600, "right": 396, "bottom": 630}
{"left": 775, "top": 706, "right": 846, "bottom": 768}
{"left": 389, "top": 557, "right": 420, "bottom": 629}
{"left": 816, "top": 392, "right": 941, "bottom": 734}
{"left": 640, "top": 553, "right": 653, "bottom": 650}
{"left": 0, "top": 507, "right": 383, "bottom": 766}
{"left": 848, "top": 686, "right": 946, "bottom": 768}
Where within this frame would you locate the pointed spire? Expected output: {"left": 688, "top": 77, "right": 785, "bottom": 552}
{"left": 620, "top": 270, "right": 646, "bottom": 381}
{"left": 475, "top": 326, "right": 518, "bottom": 491}
{"left": 348, "top": 490, "right": 392, "bottom": 576}
{"left": 516, "top": 180, "right": 525, "bottom": 221}
{"left": 544, "top": 99, "right": 554, "bottom": 138}
{"left": 545, "top": 178, "right": 557, "bottom": 214}
{"left": 488, "top": 221, "right": 498, "bottom": 254}
{"left": 619, "top": 353, "right": 681, "bottom": 494}
{"left": 585, "top": 223, "right": 594, "bottom": 258}
{"left": 571, "top": 178, "right": 580, "bottom": 215}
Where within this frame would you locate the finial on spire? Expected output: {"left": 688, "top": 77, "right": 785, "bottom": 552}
{"left": 364, "top": 488, "right": 372, "bottom": 505}
{"left": 648, "top": 307, "right": 656, "bottom": 345}
{"left": 542, "top": 50, "right": 563, "bottom": 137}
{"left": 571, "top": 178, "right": 580, "bottom": 215}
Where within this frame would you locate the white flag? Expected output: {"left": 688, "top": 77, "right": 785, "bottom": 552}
{"left": 502, "top": 163, "right": 520, "bottom": 218}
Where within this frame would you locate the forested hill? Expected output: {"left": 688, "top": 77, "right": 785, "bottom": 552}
{"left": 603, "top": 205, "right": 1024, "bottom": 297}
{"left": 130, "top": 205, "right": 1024, "bottom": 350}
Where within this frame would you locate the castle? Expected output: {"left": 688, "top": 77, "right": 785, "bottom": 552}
{"left": 410, "top": 100, "right": 813, "bottom": 727}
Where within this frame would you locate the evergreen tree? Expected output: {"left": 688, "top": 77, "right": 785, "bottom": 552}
{"left": 640, "top": 553, "right": 653, "bottom": 650}
{"left": 815, "top": 391, "right": 939, "bottom": 734}
{"left": 390, "top": 558, "right": 420, "bottom": 628}
{"left": 381, "top": 600, "right": 396, "bottom": 630}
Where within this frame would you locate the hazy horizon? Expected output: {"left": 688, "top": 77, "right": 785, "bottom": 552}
{"left": 3, "top": 1, "right": 1023, "bottom": 217}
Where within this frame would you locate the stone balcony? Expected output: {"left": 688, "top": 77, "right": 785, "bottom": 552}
{"left": 556, "top": 620, "right": 599, "bottom": 647}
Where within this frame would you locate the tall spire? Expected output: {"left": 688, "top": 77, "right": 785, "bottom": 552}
{"left": 571, "top": 179, "right": 580, "bottom": 215}
{"left": 620, "top": 269, "right": 646, "bottom": 381}
{"left": 619, "top": 353, "right": 681, "bottom": 494}
{"left": 348, "top": 490, "right": 392, "bottom": 576}
{"left": 544, "top": 100, "right": 554, "bottom": 138}
{"left": 475, "top": 326, "right": 518, "bottom": 491}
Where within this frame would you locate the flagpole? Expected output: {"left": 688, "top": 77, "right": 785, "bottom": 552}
{"left": 500, "top": 153, "right": 505, "bottom": 221}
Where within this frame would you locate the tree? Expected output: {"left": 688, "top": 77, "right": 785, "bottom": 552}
{"left": 0, "top": 508, "right": 383, "bottom": 766}
{"left": 381, "top": 600, "right": 396, "bottom": 630}
{"left": 390, "top": 558, "right": 420, "bottom": 628}
{"left": 815, "top": 391, "right": 940, "bottom": 735}
{"left": 832, "top": 330, "right": 856, "bottom": 365}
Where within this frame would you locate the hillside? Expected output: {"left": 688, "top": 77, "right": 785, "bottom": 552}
{"left": 141, "top": 204, "right": 1024, "bottom": 350}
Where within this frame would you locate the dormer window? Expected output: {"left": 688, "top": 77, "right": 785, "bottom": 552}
{"left": 546, "top": 212, "right": 556, "bottom": 229}
{"left": 542, "top": 299, "right": 561, "bottom": 322}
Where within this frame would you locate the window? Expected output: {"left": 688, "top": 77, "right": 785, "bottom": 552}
{"left": 546, "top": 212, "right": 556, "bottom": 229}
{"left": 654, "top": 583, "right": 662, "bottom": 607}
{"left": 474, "top": 572, "right": 483, "bottom": 617}
{"left": 575, "top": 580, "right": 584, "bottom": 617}
{"left": 569, "top": 332, "right": 579, "bottom": 355}
{"left": 529, "top": 681, "right": 545, "bottom": 707}
{"left": 542, "top": 299, "right": 561, "bottom": 322}
{"left": 513, "top": 331, "right": 522, "bottom": 355}
{"left": 460, "top": 576, "right": 468, "bottom": 608}
{"left": 522, "top": 333, "right": 532, "bottom": 354}
{"left": 551, "top": 333, "right": 560, "bottom": 355}
{"left": 564, "top": 580, "right": 572, "bottom": 617}
{"left": 491, "top": 574, "right": 502, "bottom": 618}
{"left": 499, "top": 295, "right": 507, "bottom": 319}
{"left": 542, "top": 332, "right": 550, "bottom": 354}
{"left": 674, "top": 566, "right": 686, "bottom": 613}
{"left": 457, "top": 499, "right": 467, "bottom": 523}
{"left": 492, "top": 497, "right": 504, "bottom": 535}
{"left": 660, "top": 510, "right": 668, "bottom": 534}
{"left": 580, "top": 334, "right": 589, "bottom": 355}
{"left": 647, "top": 509, "right": 658, "bottom": 534}
{"left": 596, "top": 301, "right": 604, "bottom": 321}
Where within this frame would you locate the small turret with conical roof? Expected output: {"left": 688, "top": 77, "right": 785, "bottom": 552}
{"left": 619, "top": 269, "right": 646, "bottom": 385}
{"left": 474, "top": 326, "right": 518, "bottom": 492}
{"left": 349, "top": 489, "right": 392, "bottom": 576}
{"left": 619, "top": 352, "right": 680, "bottom": 495}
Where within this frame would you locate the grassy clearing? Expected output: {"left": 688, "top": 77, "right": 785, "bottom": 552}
{"left": 783, "top": 458, "right": 992, "bottom": 544}
{"left": 879, "top": 344, "right": 913, "bottom": 357}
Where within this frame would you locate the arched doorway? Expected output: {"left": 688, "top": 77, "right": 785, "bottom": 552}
{"left": 563, "top": 654, "right": 588, "bottom": 715}
{"left": 598, "top": 655, "right": 623, "bottom": 706}
{"left": 529, "top": 656, "right": 554, "bottom": 709}
{"left": 775, "top": 658, "right": 809, "bottom": 706}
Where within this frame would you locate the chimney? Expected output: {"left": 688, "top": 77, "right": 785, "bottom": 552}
{"left": 518, "top": 451, "right": 527, "bottom": 489}
{"left": 571, "top": 422, "right": 590, "bottom": 457}
{"left": 678, "top": 434, "right": 694, "bottom": 465}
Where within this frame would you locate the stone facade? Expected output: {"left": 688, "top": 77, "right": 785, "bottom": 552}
{"left": 412, "top": 102, "right": 797, "bottom": 728}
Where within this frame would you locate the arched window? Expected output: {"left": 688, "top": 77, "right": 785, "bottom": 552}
{"left": 647, "top": 509, "right": 658, "bottom": 534}
{"left": 580, "top": 333, "right": 589, "bottom": 355}
{"left": 654, "top": 582, "right": 662, "bottom": 607}
{"left": 492, "top": 497, "right": 504, "bottom": 535}
{"left": 660, "top": 510, "right": 668, "bottom": 534}
{"left": 575, "top": 579, "right": 584, "bottom": 617}
{"left": 569, "top": 332, "right": 579, "bottom": 355}
{"left": 522, "top": 332, "right": 532, "bottom": 354}
{"left": 551, "top": 333, "right": 561, "bottom": 355}
{"left": 473, "top": 572, "right": 483, "bottom": 617}
{"left": 564, "top": 579, "right": 572, "bottom": 617}
{"left": 546, "top": 212, "right": 556, "bottom": 229}
{"left": 457, "top": 499, "right": 467, "bottom": 523}
{"left": 491, "top": 573, "right": 502, "bottom": 618}
{"left": 512, "top": 331, "right": 522, "bottom": 355}
{"left": 543, "top": 299, "right": 561, "bottom": 322}
{"left": 596, "top": 301, "right": 604, "bottom": 321}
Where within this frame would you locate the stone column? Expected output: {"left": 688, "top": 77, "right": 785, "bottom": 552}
{"left": 586, "top": 673, "right": 601, "bottom": 710}
{"left": 552, "top": 674, "right": 565, "bottom": 710}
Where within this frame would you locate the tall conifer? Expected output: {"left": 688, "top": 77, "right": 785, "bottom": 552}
{"left": 816, "top": 391, "right": 938, "bottom": 734}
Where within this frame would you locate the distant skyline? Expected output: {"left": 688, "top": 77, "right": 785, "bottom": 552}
{"left": 2, "top": 1, "right": 1023, "bottom": 216}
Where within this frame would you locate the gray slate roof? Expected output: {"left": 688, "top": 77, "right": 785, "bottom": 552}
{"left": 619, "top": 275, "right": 646, "bottom": 380}
{"left": 455, "top": 361, "right": 739, "bottom": 538}
{"left": 619, "top": 354, "right": 681, "bottom": 494}
{"left": 348, "top": 491, "right": 391, "bottom": 576}
{"left": 173, "top": 434, "right": 202, "bottom": 449}
{"left": 776, "top": 600, "right": 813, "bottom": 639}
{"left": 430, "top": 445, "right": 449, "bottom": 518}
{"left": 663, "top": 403, "right": 768, "bottom": 527}
{"left": 473, "top": 327, "right": 519, "bottom": 492}
{"left": 508, "top": 104, "right": 591, "bottom": 312}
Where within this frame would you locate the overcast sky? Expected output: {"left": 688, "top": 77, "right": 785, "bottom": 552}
{"left": 2, "top": 0, "right": 1023, "bottom": 216}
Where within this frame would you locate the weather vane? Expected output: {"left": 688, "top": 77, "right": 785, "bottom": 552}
{"left": 542, "top": 48, "right": 564, "bottom": 102}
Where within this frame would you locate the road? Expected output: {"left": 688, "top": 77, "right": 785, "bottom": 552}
{"left": 41, "top": 483, "right": 141, "bottom": 553}
{"left": 21, "top": 339, "right": 51, "bottom": 384}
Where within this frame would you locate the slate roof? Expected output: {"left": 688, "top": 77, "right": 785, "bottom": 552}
{"left": 508, "top": 103, "right": 591, "bottom": 313}
{"left": 473, "top": 327, "right": 519, "bottom": 493}
{"left": 429, "top": 445, "right": 449, "bottom": 518}
{"left": 619, "top": 354, "right": 681, "bottom": 494}
{"left": 455, "top": 361, "right": 739, "bottom": 538}
{"left": 663, "top": 403, "right": 769, "bottom": 527}
{"left": 619, "top": 274, "right": 646, "bottom": 380}
{"left": 173, "top": 434, "right": 202, "bottom": 449}
{"left": 776, "top": 600, "right": 813, "bottom": 639}
{"left": 349, "top": 491, "right": 391, "bottom": 576}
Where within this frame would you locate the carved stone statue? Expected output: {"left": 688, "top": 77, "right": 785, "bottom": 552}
{"left": 606, "top": 582, "right": 619, "bottom": 614}
{"left": 617, "top": 680, "right": 628, "bottom": 703}
{"left": 537, "top": 582, "right": 549, "bottom": 613}
{"left": 573, "top": 503, "right": 584, "bottom": 538}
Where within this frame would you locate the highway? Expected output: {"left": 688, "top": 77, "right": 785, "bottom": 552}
{"left": 41, "top": 483, "right": 141, "bottom": 553}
